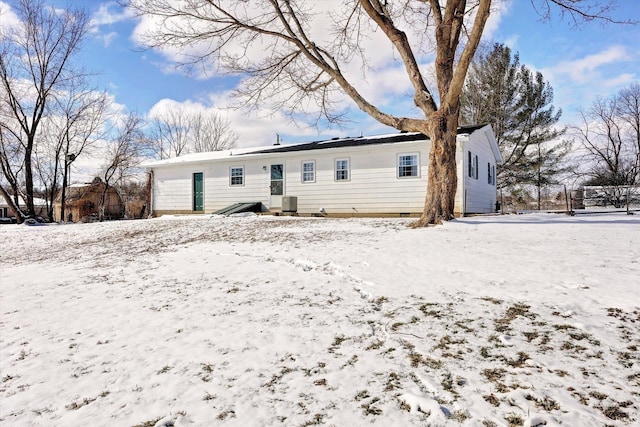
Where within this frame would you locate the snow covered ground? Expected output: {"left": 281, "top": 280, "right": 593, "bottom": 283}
{"left": 1, "top": 212, "right": 638, "bottom": 427}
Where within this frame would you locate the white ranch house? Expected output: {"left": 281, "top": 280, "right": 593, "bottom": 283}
{"left": 143, "top": 124, "right": 502, "bottom": 217}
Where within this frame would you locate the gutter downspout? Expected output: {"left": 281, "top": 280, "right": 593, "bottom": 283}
{"left": 458, "top": 134, "right": 469, "bottom": 217}
{"left": 147, "top": 170, "right": 154, "bottom": 218}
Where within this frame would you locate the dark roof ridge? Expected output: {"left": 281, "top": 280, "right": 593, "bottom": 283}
{"left": 242, "top": 124, "right": 488, "bottom": 156}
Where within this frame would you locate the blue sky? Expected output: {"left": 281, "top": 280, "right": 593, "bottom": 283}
{"left": 2, "top": 0, "right": 639, "bottom": 149}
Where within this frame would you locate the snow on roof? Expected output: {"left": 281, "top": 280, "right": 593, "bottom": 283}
{"left": 0, "top": 196, "right": 47, "bottom": 208}
{"left": 141, "top": 124, "right": 488, "bottom": 168}
{"left": 140, "top": 145, "right": 275, "bottom": 167}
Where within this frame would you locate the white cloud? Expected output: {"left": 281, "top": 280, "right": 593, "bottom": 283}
{"left": 602, "top": 73, "right": 636, "bottom": 88}
{"left": 88, "top": 1, "right": 137, "bottom": 51}
{"left": 0, "top": 1, "right": 20, "bottom": 31}
{"left": 101, "top": 31, "right": 118, "bottom": 47}
{"left": 502, "top": 34, "right": 519, "bottom": 50}
{"left": 129, "top": 1, "right": 503, "bottom": 121}
{"left": 90, "top": 2, "right": 136, "bottom": 29}
{"left": 481, "top": 0, "right": 511, "bottom": 42}
{"left": 547, "top": 45, "right": 628, "bottom": 84}
{"left": 537, "top": 45, "right": 636, "bottom": 124}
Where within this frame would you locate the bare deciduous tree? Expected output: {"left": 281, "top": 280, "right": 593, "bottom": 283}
{"left": 34, "top": 89, "right": 109, "bottom": 221}
{"left": 0, "top": 122, "right": 24, "bottom": 211}
{"left": 618, "top": 82, "right": 640, "bottom": 168}
{"left": 100, "top": 113, "right": 146, "bottom": 220}
{"left": 125, "top": 0, "right": 632, "bottom": 225}
{"left": 148, "top": 106, "right": 237, "bottom": 159}
{"left": 577, "top": 82, "right": 640, "bottom": 206}
{"left": 0, "top": 0, "right": 89, "bottom": 222}
{"left": 56, "top": 91, "right": 110, "bottom": 222}
{"left": 148, "top": 106, "right": 191, "bottom": 159}
{"left": 191, "top": 112, "right": 238, "bottom": 153}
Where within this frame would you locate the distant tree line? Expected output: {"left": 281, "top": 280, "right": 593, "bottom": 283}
{"left": 0, "top": 0, "right": 237, "bottom": 223}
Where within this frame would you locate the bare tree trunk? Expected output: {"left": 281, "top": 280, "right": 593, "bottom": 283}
{"left": 60, "top": 180, "right": 67, "bottom": 222}
{"left": 0, "top": 184, "right": 26, "bottom": 223}
{"left": 60, "top": 160, "right": 69, "bottom": 222}
{"left": 24, "top": 140, "right": 36, "bottom": 217}
{"left": 99, "top": 181, "right": 108, "bottom": 222}
{"left": 413, "top": 113, "right": 459, "bottom": 226}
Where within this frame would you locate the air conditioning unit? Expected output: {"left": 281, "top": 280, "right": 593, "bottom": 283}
{"left": 282, "top": 196, "right": 298, "bottom": 213}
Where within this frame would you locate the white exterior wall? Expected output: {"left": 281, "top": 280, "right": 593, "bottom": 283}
{"left": 204, "top": 161, "right": 270, "bottom": 209}
{"left": 153, "top": 162, "right": 271, "bottom": 213}
{"left": 152, "top": 139, "right": 433, "bottom": 215}
{"left": 455, "top": 137, "right": 467, "bottom": 216}
{"left": 150, "top": 126, "right": 500, "bottom": 216}
{"left": 461, "top": 128, "right": 499, "bottom": 214}
{"left": 283, "top": 141, "right": 430, "bottom": 214}
{"left": 153, "top": 166, "right": 197, "bottom": 212}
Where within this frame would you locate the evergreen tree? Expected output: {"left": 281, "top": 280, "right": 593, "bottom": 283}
{"left": 461, "top": 43, "right": 522, "bottom": 160}
{"left": 461, "top": 43, "right": 570, "bottom": 206}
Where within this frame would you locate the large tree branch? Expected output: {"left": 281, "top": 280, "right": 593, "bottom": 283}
{"left": 359, "top": 0, "right": 437, "bottom": 115}
{"left": 444, "top": 0, "right": 490, "bottom": 111}
{"left": 539, "top": 0, "right": 637, "bottom": 26}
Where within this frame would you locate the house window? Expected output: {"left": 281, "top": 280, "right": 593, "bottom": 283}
{"left": 230, "top": 166, "right": 244, "bottom": 186}
{"left": 488, "top": 163, "right": 496, "bottom": 185}
{"left": 302, "top": 161, "right": 315, "bottom": 183}
{"left": 335, "top": 158, "right": 349, "bottom": 181}
{"left": 398, "top": 153, "right": 419, "bottom": 178}
{"left": 468, "top": 151, "right": 478, "bottom": 179}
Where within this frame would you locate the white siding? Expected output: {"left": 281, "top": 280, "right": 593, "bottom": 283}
{"left": 204, "top": 162, "right": 270, "bottom": 210}
{"left": 152, "top": 140, "right": 431, "bottom": 214}
{"left": 281, "top": 142, "right": 429, "bottom": 214}
{"left": 149, "top": 126, "right": 501, "bottom": 216}
{"left": 461, "top": 129, "right": 498, "bottom": 214}
{"left": 153, "top": 166, "right": 196, "bottom": 212}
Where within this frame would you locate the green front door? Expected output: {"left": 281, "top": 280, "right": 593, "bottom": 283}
{"left": 193, "top": 172, "right": 204, "bottom": 211}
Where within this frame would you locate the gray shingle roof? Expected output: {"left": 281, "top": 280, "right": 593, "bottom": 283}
{"left": 243, "top": 124, "right": 487, "bottom": 155}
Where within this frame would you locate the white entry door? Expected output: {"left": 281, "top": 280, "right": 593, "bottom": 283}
{"left": 270, "top": 164, "right": 284, "bottom": 209}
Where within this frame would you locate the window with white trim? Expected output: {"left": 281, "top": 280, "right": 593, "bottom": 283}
{"left": 468, "top": 151, "right": 478, "bottom": 179}
{"left": 398, "top": 153, "right": 419, "bottom": 178}
{"left": 302, "top": 161, "right": 315, "bottom": 183}
{"left": 335, "top": 158, "right": 349, "bottom": 181}
{"left": 230, "top": 166, "right": 244, "bottom": 186}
